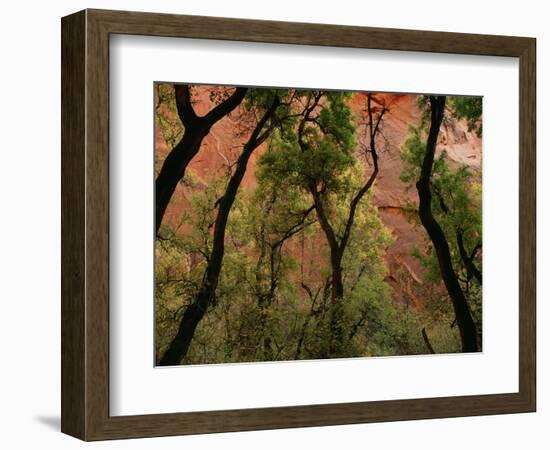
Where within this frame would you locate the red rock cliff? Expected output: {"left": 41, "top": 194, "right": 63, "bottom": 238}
{"left": 155, "top": 88, "right": 482, "bottom": 306}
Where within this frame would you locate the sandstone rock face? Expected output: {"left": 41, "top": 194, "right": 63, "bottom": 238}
{"left": 155, "top": 87, "right": 481, "bottom": 306}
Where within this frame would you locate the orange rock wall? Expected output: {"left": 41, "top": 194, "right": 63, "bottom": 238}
{"left": 155, "top": 87, "right": 482, "bottom": 306}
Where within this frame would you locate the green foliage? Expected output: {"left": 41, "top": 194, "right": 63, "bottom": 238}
{"left": 414, "top": 95, "right": 482, "bottom": 137}
{"left": 155, "top": 88, "right": 481, "bottom": 364}
{"left": 156, "top": 159, "right": 409, "bottom": 363}
{"left": 399, "top": 126, "right": 426, "bottom": 185}
{"left": 399, "top": 97, "right": 483, "bottom": 347}
{"left": 155, "top": 84, "right": 184, "bottom": 175}
{"left": 450, "top": 96, "right": 482, "bottom": 137}
{"left": 258, "top": 91, "right": 356, "bottom": 193}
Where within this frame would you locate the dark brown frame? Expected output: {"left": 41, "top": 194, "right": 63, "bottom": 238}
{"left": 61, "top": 8, "right": 536, "bottom": 441}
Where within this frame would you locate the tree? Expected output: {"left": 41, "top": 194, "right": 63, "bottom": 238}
{"left": 253, "top": 155, "right": 395, "bottom": 361}
{"left": 155, "top": 84, "right": 247, "bottom": 235}
{"left": 401, "top": 96, "right": 482, "bottom": 349}
{"left": 232, "top": 177, "right": 316, "bottom": 360}
{"left": 404, "top": 95, "right": 479, "bottom": 352}
{"left": 259, "top": 92, "right": 389, "bottom": 356}
{"left": 158, "top": 90, "right": 293, "bottom": 365}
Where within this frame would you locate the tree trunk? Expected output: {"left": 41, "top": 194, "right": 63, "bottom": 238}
{"left": 416, "top": 96, "right": 478, "bottom": 353}
{"left": 155, "top": 85, "right": 247, "bottom": 235}
{"left": 308, "top": 188, "right": 346, "bottom": 354}
{"left": 305, "top": 94, "right": 383, "bottom": 356}
{"left": 155, "top": 126, "right": 208, "bottom": 234}
{"left": 157, "top": 98, "right": 279, "bottom": 365}
{"left": 331, "top": 258, "right": 344, "bottom": 301}
{"left": 328, "top": 255, "right": 345, "bottom": 356}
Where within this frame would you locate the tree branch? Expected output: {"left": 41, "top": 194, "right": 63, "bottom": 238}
{"left": 456, "top": 229, "right": 482, "bottom": 284}
{"left": 340, "top": 94, "right": 382, "bottom": 251}
{"left": 203, "top": 87, "right": 248, "bottom": 126}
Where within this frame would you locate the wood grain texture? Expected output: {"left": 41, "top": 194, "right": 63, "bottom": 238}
{"left": 61, "top": 10, "right": 86, "bottom": 439}
{"left": 60, "top": 8, "right": 537, "bottom": 441}
{"left": 88, "top": 8, "right": 531, "bottom": 56}
{"left": 85, "top": 10, "right": 111, "bottom": 439}
{"left": 518, "top": 39, "right": 536, "bottom": 408}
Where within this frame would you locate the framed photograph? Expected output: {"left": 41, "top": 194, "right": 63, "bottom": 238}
{"left": 61, "top": 9, "right": 536, "bottom": 441}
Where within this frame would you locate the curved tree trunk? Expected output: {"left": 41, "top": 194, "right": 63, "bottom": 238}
{"left": 416, "top": 96, "right": 478, "bottom": 353}
{"left": 158, "top": 97, "right": 280, "bottom": 366}
{"left": 301, "top": 93, "right": 384, "bottom": 356}
{"left": 155, "top": 85, "right": 247, "bottom": 235}
{"left": 155, "top": 126, "right": 208, "bottom": 233}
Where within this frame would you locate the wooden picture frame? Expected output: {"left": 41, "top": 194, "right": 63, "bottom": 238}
{"left": 61, "top": 8, "right": 536, "bottom": 441}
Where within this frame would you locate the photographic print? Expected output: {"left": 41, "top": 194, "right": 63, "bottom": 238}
{"left": 154, "top": 84, "right": 482, "bottom": 366}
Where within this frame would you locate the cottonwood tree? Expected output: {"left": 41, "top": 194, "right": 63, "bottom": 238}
{"left": 248, "top": 158, "right": 396, "bottom": 361}
{"left": 401, "top": 95, "right": 481, "bottom": 352}
{"left": 260, "top": 92, "right": 390, "bottom": 356}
